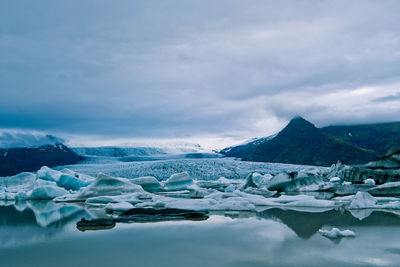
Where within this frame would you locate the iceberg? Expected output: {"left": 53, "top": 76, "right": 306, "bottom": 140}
{"left": 55, "top": 173, "right": 145, "bottom": 202}
{"left": 37, "top": 166, "right": 63, "bottom": 182}
{"left": 0, "top": 172, "right": 70, "bottom": 200}
{"left": 267, "top": 171, "right": 321, "bottom": 192}
{"left": 187, "top": 184, "right": 213, "bottom": 198}
{"left": 130, "top": 176, "right": 163, "bottom": 192}
{"left": 164, "top": 172, "right": 194, "bottom": 191}
{"left": 240, "top": 173, "right": 258, "bottom": 190}
{"left": 57, "top": 174, "right": 92, "bottom": 191}
{"left": 28, "top": 185, "right": 69, "bottom": 200}
{"left": 251, "top": 173, "right": 273, "bottom": 187}
{"left": 224, "top": 184, "right": 240, "bottom": 192}
{"left": 368, "top": 182, "right": 400, "bottom": 196}
{"left": 37, "top": 166, "right": 92, "bottom": 191}
{"left": 0, "top": 172, "right": 36, "bottom": 191}
{"left": 345, "top": 192, "right": 400, "bottom": 210}
{"left": 348, "top": 192, "right": 377, "bottom": 209}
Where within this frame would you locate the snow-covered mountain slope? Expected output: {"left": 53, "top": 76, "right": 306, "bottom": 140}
{"left": 220, "top": 135, "right": 276, "bottom": 155}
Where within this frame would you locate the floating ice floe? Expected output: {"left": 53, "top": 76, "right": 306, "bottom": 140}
{"left": 105, "top": 201, "right": 134, "bottom": 212}
{"left": 85, "top": 192, "right": 148, "bottom": 206}
{"left": 332, "top": 184, "right": 375, "bottom": 196}
{"left": 318, "top": 228, "right": 356, "bottom": 239}
{"left": 264, "top": 194, "right": 337, "bottom": 208}
{"left": 346, "top": 191, "right": 400, "bottom": 210}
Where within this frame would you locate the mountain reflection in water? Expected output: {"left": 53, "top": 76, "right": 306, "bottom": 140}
{"left": 2, "top": 202, "right": 400, "bottom": 267}
{"left": 258, "top": 208, "right": 400, "bottom": 239}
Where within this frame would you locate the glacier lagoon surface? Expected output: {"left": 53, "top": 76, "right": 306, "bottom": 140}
{"left": 1, "top": 200, "right": 400, "bottom": 267}
{"left": 2, "top": 157, "right": 400, "bottom": 266}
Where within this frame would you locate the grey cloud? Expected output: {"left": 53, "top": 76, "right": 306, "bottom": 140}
{"left": 1, "top": 0, "right": 400, "bottom": 142}
{"left": 372, "top": 92, "right": 400, "bottom": 103}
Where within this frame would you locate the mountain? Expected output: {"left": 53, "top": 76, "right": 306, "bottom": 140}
{"left": 221, "top": 117, "right": 399, "bottom": 166}
{"left": 321, "top": 122, "right": 400, "bottom": 156}
{"left": 0, "top": 144, "right": 83, "bottom": 177}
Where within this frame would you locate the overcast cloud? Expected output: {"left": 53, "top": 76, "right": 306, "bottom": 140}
{"left": 1, "top": 0, "right": 400, "bottom": 148}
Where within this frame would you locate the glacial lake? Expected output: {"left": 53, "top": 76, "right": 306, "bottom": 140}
{"left": 1, "top": 201, "right": 400, "bottom": 267}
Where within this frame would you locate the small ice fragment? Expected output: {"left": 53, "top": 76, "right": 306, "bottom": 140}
{"left": 319, "top": 227, "right": 356, "bottom": 239}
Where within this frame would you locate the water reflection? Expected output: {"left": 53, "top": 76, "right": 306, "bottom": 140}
{"left": 2, "top": 202, "right": 400, "bottom": 266}
{"left": 258, "top": 208, "right": 400, "bottom": 239}
{"left": 0, "top": 200, "right": 89, "bottom": 248}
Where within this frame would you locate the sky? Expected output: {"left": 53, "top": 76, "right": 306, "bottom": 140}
{"left": 1, "top": 0, "right": 400, "bottom": 149}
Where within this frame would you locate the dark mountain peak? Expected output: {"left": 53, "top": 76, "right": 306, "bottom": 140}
{"left": 279, "top": 116, "right": 318, "bottom": 136}
{"left": 288, "top": 116, "right": 314, "bottom": 127}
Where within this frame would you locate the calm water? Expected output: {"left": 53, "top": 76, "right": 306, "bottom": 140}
{"left": 1, "top": 201, "right": 400, "bottom": 267}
